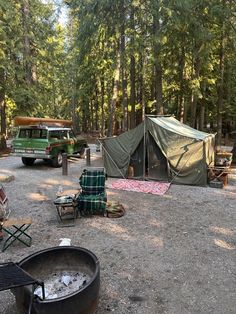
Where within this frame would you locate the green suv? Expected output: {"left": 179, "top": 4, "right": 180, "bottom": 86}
{"left": 11, "top": 125, "right": 88, "bottom": 167}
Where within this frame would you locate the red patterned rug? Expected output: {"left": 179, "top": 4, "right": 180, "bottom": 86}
{"left": 107, "top": 179, "right": 170, "bottom": 195}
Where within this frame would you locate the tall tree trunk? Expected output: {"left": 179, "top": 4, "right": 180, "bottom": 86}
{"left": 22, "top": 0, "right": 32, "bottom": 86}
{"left": 90, "top": 100, "right": 94, "bottom": 132}
{"left": 140, "top": 53, "right": 146, "bottom": 122}
{"left": 95, "top": 86, "right": 99, "bottom": 130}
{"left": 0, "top": 68, "right": 7, "bottom": 150}
{"left": 121, "top": 71, "right": 128, "bottom": 131}
{"left": 190, "top": 51, "right": 201, "bottom": 128}
{"left": 71, "top": 77, "right": 79, "bottom": 133}
{"left": 178, "top": 45, "right": 185, "bottom": 122}
{"left": 199, "top": 80, "right": 207, "bottom": 131}
{"left": 216, "top": 26, "right": 226, "bottom": 147}
{"left": 155, "top": 62, "right": 163, "bottom": 115}
{"left": 150, "top": 67, "right": 155, "bottom": 102}
{"left": 199, "top": 101, "right": 205, "bottom": 131}
{"left": 130, "top": 5, "right": 136, "bottom": 128}
{"left": 101, "top": 76, "right": 105, "bottom": 136}
{"left": 120, "top": 19, "right": 128, "bottom": 131}
{"left": 81, "top": 106, "right": 87, "bottom": 133}
{"left": 153, "top": 16, "right": 163, "bottom": 115}
{"left": 136, "top": 52, "right": 146, "bottom": 123}
{"left": 108, "top": 54, "right": 120, "bottom": 137}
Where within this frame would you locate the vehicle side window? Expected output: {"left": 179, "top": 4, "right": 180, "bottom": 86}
{"left": 49, "top": 131, "right": 61, "bottom": 140}
{"left": 69, "top": 130, "right": 75, "bottom": 138}
{"left": 61, "top": 130, "right": 68, "bottom": 140}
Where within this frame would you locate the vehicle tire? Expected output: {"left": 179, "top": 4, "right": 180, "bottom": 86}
{"left": 22, "top": 157, "right": 36, "bottom": 166}
{"left": 52, "top": 152, "right": 63, "bottom": 167}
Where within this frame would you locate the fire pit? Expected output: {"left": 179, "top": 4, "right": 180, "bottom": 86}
{"left": 12, "top": 246, "right": 100, "bottom": 314}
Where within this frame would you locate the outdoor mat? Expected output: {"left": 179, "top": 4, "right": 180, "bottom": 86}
{"left": 107, "top": 179, "right": 170, "bottom": 195}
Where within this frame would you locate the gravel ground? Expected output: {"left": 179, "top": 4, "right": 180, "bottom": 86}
{"left": 0, "top": 145, "right": 236, "bottom": 314}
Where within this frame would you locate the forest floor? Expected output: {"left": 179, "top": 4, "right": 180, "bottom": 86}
{"left": 0, "top": 145, "right": 236, "bottom": 314}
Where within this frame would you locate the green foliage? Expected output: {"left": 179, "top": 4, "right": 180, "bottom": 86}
{"left": 1, "top": 0, "right": 236, "bottom": 136}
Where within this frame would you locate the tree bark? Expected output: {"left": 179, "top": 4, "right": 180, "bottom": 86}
{"left": 178, "top": 45, "right": 185, "bottom": 122}
{"left": 22, "top": 0, "right": 32, "bottom": 86}
{"left": 199, "top": 101, "right": 205, "bottom": 131}
{"left": 107, "top": 54, "right": 120, "bottom": 137}
{"left": 216, "top": 26, "right": 226, "bottom": 147}
{"left": 90, "top": 100, "right": 94, "bottom": 132}
{"left": 94, "top": 85, "right": 99, "bottom": 130}
{"left": 130, "top": 5, "right": 136, "bottom": 128}
{"left": 140, "top": 53, "right": 146, "bottom": 122}
{"left": 190, "top": 52, "right": 201, "bottom": 128}
{"left": 120, "top": 19, "right": 128, "bottom": 131}
{"left": 153, "top": 15, "right": 163, "bottom": 115}
{"left": 101, "top": 76, "right": 105, "bottom": 136}
{"left": 71, "top": 77, "right": 79, "bottom": 133}
{"left": 0, "top": 68, "right": 7, "bottom": 150}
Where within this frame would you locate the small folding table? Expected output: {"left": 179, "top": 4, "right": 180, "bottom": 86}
{"left": 1, "top": 218, "right": 32, "bottom": 252}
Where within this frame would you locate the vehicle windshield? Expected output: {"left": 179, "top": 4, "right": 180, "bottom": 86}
{"left": 18, "top": 129, "right": 47, "bottom": 139}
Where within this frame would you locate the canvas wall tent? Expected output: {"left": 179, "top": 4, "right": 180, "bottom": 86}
{"left": 100, "top": 116, "right": 215, "bottom": 186}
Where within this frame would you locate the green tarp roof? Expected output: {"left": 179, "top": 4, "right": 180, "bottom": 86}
{"left": 148, "top": 116, "right": 213, "bottom": 140}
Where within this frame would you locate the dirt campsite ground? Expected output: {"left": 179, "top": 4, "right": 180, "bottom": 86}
{"left": 0, "top": 145, "right": 235, "bottom": 314}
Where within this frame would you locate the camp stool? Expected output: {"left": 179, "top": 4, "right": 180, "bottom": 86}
{"left": 1, "top": 218, "right": 32, "bottom": 252}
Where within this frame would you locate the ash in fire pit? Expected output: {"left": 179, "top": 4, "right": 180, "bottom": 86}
{"left": 34, "top": 271, "right": 91, "bottom": 300}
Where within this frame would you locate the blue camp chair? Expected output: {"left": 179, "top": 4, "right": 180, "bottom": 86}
{"left": 76, "top": 168, "right": 107, "bottom": 216}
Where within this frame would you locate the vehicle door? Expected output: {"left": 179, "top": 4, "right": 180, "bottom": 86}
{"left": 68, "top": 130, "right": 79, "bottom": 153}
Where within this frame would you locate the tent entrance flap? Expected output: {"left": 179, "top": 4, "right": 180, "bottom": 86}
{"left": 147, "top": 133, "right": 168, "bottom": 181}
{"left": 128, "top": 134, "right": 168, "bottom": 181}
{"left": 129, "top": 138, "right": 144, "bottom": 177}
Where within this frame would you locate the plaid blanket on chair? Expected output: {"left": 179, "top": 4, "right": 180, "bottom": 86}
{"left": 77, "top": 169, "right": 107, "bottom": 216}
{"left": 79, "top": 169, "right": 106, "bottom": 195}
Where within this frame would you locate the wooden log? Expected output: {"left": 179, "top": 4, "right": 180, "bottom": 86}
{"left": 86, "top": 148, "right": 91, "bottom": 166}
{"left": 62, "top": 153, "right": 68, "bottom": 176}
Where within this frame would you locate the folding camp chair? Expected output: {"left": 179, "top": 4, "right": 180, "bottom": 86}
{"left": 0, "top": 184, "right": 32, "bottom": 252}
{"left": 76, "top": 168, "right": 107, "bottom": 216}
